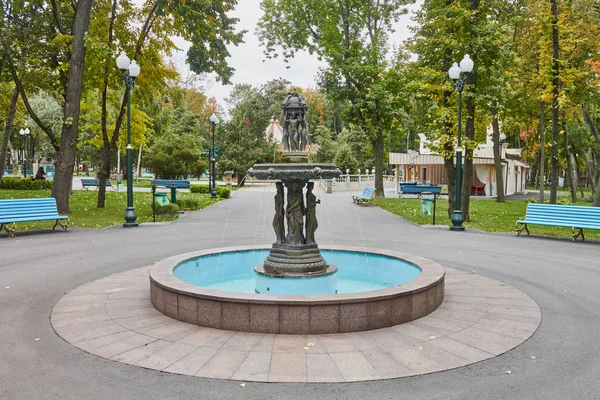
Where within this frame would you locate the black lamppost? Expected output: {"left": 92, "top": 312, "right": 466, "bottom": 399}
{"left": 116, "top": 51, "right": 140, "bottom": 228}
{"left": 448, "top": 54, "right": 474, "bottom": 231}
{"left": 209, "top": 113, "right": 218, "bottom": 198}
{"left": 19, "top": 127, "right": 30, "bottom": 177}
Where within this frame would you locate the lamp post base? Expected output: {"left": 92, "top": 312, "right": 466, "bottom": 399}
{"left": 124, "top": 207, "right": 138, "bottom": 228}
{"left": 450, "top": 210, "right": 465, "bottom": 231}
{"left": 210, "top": 190, "right": 217, "bottom": 199}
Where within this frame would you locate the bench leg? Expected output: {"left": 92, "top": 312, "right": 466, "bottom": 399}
{"left": 572, "top": 228, "right": 584, "bottom": 242}
{"left": 53, "top": 218, "right": 70, "bottom": 232}
{"left": 515, "top": 223, "right": 529, "bottom": 236}
{"left": 1, "top": 223, "right": 16, "bottom": 238}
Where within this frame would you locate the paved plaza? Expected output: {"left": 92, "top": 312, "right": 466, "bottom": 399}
{"left": 1, "top": 185, "right": 599, "bottom": 399}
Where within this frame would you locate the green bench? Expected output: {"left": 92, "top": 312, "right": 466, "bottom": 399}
{"left": 352, "top": 187, "right": 375, "bottom": 206}
{"left": 81, "top": 179, "right": 113, "bottom": 190}
{"left": 516, "top": 203, "right": 600, "bottom": 242}
{"left": 0, "top": 198, "right": 69, "bottom": 238}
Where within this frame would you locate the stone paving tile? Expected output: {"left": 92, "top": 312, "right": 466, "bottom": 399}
{"left": 273, "top": 335, "right": 307, "bottom": 353}
{"left": 196, "top": 349, "right": 250, "bottom": 379}
{"left": 473, "top": 320, "right": 535, "bottom": 340}
{"left": 222, "top": 332, "right": 263, "bottom": 351}
{"left": 231, "top": 352, "right": 272, "bottom": 382}
{"left": 106, "top": 306, "right": 159, "bottom": 320}
{"left": 306, "top": 353, "right": 345, "bottom": 382}
{"left": 93, "top": 333, "right": 156, "bottom": 359}
{"left": 52, "top": 265, "right": 542, "bottom": 383}
{"left": 269, "top": 352, "right": 307, "bottom": 382}
{"left": 252, "top": 334, "right": 275, "bottom": 353}
{"left": 136, "top": 342, "right": 198, "bottom": 370}
{"left": 427, "top": 337, "right": 493, "bottom": 362}
{"left": 361, "top": 348, "right": 411, "bottom": 379}
{"left": 64, "top": 322, "right": 131, "bottom": 344}
{"left": 177, "top": 327, "right": 230, "bottom": 347}
{"left": 386, "top": 343, "right": 443, "bottom": 374}
{"left": 317, "top": 334, "right": 359, "bottom": 353}
{"left": 142, "top": 321, "right": 198, "bottom": 341}
{"left": 76, "top": 330, "right": 138, "bottom": 352}
{"left": 111, "top": 339, "right": 172, "bottom": 364}
{"left": 164, "top": 347, "right": 218, "bottom": 375}
{"left": 330, "top": 352, "right": 380, "bottom": 382}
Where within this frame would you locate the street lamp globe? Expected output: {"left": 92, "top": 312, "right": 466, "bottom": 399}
{"left": 210, "top": 113, "right": 218, "bottom": 124}
{"left": 460, "top": 54, "right": 474, "bottom": 73}
{"left": 449, "top": 63, "right": 461, "bottom": 80}
{"left": 19, "top": 129, "right": 25, "bottom": 136}
{"left": 499, "top": 133, "right": 507, "bottom": 143}
{"left": 116, "top": 51, "right": 130, "bottom": 71}
{"left": 129, "top": 60, "right": 140, "bottom": 78}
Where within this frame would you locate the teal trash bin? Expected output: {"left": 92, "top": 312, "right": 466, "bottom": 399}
{"left": 421, "top": 198, "right": 434, "bottom": 216}
{"left": 154, "top": 192, "right": 169, "bottom": 206}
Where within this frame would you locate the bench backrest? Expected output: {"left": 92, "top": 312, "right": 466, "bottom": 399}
{"left": 402, "top": 185, "right": 442, "bottom": 194}
{"left": 82, "top": 179, "right": 111, "bottom": 186}
{"left": 0, "top": 198, "right": 61, "bottom": 221}
{"left": 362, "top": 187, "right": 375, "bottom": 198}
{"left": 525, "top": 203, "right": 600, "bottom": 227}
{"left": 399, "top": 182, "right": 418, "bottom": 189}
{"left": 152, "top": 179, "right": 191, "bottom": 189}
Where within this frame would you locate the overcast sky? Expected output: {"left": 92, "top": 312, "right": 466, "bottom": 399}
{"left": 168, "top": 1, "right": 423, "bottom": 111}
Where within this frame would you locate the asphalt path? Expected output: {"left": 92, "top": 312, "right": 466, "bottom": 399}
{"left": 1, "top": 185, "right": 599, "bottom": 400}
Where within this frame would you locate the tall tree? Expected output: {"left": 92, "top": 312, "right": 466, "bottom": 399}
{"left": 258, "top": 0, "right": 413, "bottom": 198}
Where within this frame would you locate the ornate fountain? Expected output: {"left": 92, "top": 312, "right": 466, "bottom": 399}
{"left": 248, "top": 92, "right": 341, "bottom": 293}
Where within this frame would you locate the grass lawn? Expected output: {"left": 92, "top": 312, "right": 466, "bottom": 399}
{"left": 0, "top": 190, "right": 220, "bottom": 232}
{"left": 373, "top": 197, "right": 600, "bottom": 241}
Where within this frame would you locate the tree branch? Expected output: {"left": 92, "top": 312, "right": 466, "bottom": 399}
{"left": 50, "top": 0, "right": 66, "bottom": 35}
{"left": 3, "top": 44, "right": 59, "bottom": 151}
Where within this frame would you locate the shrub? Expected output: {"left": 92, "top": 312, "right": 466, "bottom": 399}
{"left": 190, "top": 185, "right": 230, "bottom": 199}
{"left": 0, "top": 178, "right": 53, "bottom": 190}
{"left": 176, "top": 198, "right": 202, "bottom": 210}
{"left": 153, "top": 203, "right": 180, "bottom": 216}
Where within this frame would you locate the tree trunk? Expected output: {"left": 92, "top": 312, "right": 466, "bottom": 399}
{"left": 0, "top": 86, "right": 19, "bottom": 186}
{"left": 442, "top": 36, "right": 455, "bottom": 218}
{"left": 97, "top": 142, "right": 112, "bottom": 208}
{"left": 539, "top": 102, "right": 546, "bottom": 203}
{"left": 491, "top": 104, "right": 504, "bottom": 201}
{"left": 549, "top": 0, "right": 560, "bottom": 204}
{"left": 461, "top": 87, "right": 475, "bottom": 221}
{"left": 51, "top": 0, "right": 95, "bottom": 213}
{"left": 561, "top": 112, "right": 577, "bottom": 202}
{"left": 373, "top": 124, "right": 385, "bottom": 198}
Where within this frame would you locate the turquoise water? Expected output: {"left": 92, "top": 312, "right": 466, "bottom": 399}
{"left": 173, "top": 250, "right": 421, "bottom": 295}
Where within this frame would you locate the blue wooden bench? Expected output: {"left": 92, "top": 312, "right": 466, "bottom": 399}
{"left": 81, "top": 179, "right": 113, "bottom": 190}
{"left": 516, "top": 203, "right": 600, "bottom": 242}
{"left": 399, "top": 182, "right": 418, "bottom": 193}
{"left": 151, "top": 179, "right": 191, "bottom": 189}
{"left": 399, "top": 185, "right": 442, "bottom": 198}
{"left": 0, "top": 198, "right": 69, "bottom": 238}
{"left": 352, "top": 187, "right": 375, "bottom": 206}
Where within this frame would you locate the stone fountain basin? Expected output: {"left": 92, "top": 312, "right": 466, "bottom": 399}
{"left": 149, "top": 245, "right": 445, "bottom": 335}
{"left": 247, "top": 163, "right": 341, "bottom": 181}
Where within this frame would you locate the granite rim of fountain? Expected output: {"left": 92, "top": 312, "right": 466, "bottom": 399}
{"left": 149, "top": 244, "right": 445, "bottom": 335}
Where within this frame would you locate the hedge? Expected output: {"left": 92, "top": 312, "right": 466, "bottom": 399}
{"left": 190, "top": 185, "right": 230, "bottom": 199}
{"left": 0, "top": 178, "right": 53, "bottom": 190}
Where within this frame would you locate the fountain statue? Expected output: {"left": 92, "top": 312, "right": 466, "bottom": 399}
{"left": 249, "top": 91, "right": 341, "bottom": 291}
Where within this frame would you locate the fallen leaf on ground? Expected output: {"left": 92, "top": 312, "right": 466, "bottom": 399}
{"left": 505, "top": 370, "right": 512, "bottom": 375}
{"left": 34, "top": 338, "right": 40, "bottom": 341}
{"left": 239, "top": 383, "right": 246, "bottom": 388}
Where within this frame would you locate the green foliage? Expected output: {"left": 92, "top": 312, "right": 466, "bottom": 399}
{"left": 0, "top": 178, "right": 53, "bottom": 190}
{"left": 145, "top": 132, "right": 203, "bottom": 179}
{"left": 176, "top": 198, "right": 202, "bottom": 210}
{"left": 333, "top": 143, "right": 358, "bottom": 174}
{"left": 190, "top": 185, "right": 231, "bottom": 198}
{"left": 153, "top": 203, "right": 180, "bottom": 216}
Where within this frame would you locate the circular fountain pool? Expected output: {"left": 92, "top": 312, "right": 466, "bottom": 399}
{"left": 150, "top": 245, "right": 445, "bottom": 334}
{"left": 173, "top": 250, "right": 422, "bottom": 295}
